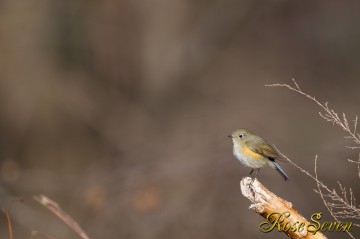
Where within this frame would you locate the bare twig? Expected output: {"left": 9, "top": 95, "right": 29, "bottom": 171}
{"left": 34, "top": 195, "right": 90, "bottom": 239}
{"left": 314, "top": 159, "right": 355, "bottom": 239}
{"left": 30, "top": 231, "right": 60, "bottom": 239}
{"left": 266, "top": 79, "right": 360, "bottom": 147}
{"left": 266, "top": 80, "right": 360, "bottom": 238}
{"left": 240, "top": 177, "right": 328, "bottom": 239}
{"left": 2, "top": 208, "right": 13, "bottom": 239}
{"left": 348, "top": 153, "right": 360, "bottom": 179}
{"left": 276, "top": 150, "right": 359, "bottom": 239}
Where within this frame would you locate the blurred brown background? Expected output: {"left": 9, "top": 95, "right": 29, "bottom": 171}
{"left": 0, "top": 0, "right": 359, "bottom": 238}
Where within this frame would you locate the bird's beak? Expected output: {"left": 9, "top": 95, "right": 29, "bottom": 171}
{"left": 228, "top": 135, "right": 232, "bottom": 138}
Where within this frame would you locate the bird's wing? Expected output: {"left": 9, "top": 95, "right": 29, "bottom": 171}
{"left": 245, "top": 138, "right": 279, "bottom": 159}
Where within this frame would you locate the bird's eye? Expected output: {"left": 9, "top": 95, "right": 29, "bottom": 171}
{"left": 239, "top": 134, "right": 244, "bottom": 138}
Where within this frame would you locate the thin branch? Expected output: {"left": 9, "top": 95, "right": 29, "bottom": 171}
{"left": 34, "top": 195, "right": 90, "bottom": 239}
{"left": 266, "top": 79, "right": 360, "bottom": 147}
{"left": 348, "top": 153, "right": 360, "bottom": 179}
{"left": 2, "top": 208, "right": 13, "bottom": 239}
{"left": 266, "top": 80, "right": 360, "bottom": 237}
{"left": 0, "top": 197, "right": 25, "bottom": 239}
{"left": 276, "top": 149, "right": 359, "bottom": 239}
{"left": 314, "top": 158, "right": 356, "bottom": 239}
{"left": 279, "top": 149, "right": 360, "bottom": 218}
{"left": 30, "top": 231, "right": 60, "bottom": 239}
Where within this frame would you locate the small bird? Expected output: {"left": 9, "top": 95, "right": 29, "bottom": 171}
{"left": 229, "top": 128, "right": 289, "bottom": 181}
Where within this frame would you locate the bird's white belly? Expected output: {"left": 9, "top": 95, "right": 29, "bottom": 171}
{"left": 233, "top": 146, "right": 269, "bottom": 168}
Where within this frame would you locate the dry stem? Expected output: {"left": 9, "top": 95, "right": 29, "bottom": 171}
{"left": 34, "top": 195, "right": 90, "bottom": 239}
{"left": 266, "top": 79, "right": 360, "bottom": 239}
{"left": 2, "top": 208, "right": 13, "bottom": 239}
{"left": 30, "top": 231, "right": 60, "bottom": 239}
{"left": 266, "top": 79, "right": 360, "bottom": 147}
{"left": 275, "top": 146, "right": 359, "bottom": 239}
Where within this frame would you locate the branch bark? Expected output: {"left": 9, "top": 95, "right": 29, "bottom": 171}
{"left": 240, "top": 177, "right": 328, "bottom": 239}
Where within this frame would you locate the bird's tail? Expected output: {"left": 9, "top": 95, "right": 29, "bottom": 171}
{"left": 273, "top": 161, "right": 289, "bottom": 181}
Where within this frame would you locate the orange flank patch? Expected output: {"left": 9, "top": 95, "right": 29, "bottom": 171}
{"left": 242, "top": 145, "right": 264, "bottom": 159}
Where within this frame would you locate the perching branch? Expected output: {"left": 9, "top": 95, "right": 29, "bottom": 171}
{"left": 240, "top": 177, "right": 328, "bottom": 239}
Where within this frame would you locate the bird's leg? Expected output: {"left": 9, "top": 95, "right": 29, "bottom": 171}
{"left": 249, "top": 169, "right": 255, "bottom": 188}
{"left": 254, "top": 168, "right": 260, "bottom": 179}
{"left": 249, "top": 169, "right": 254, "bottom": 175}
{"left": 250, "top": 168, "right": 260, "bottom": 185}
